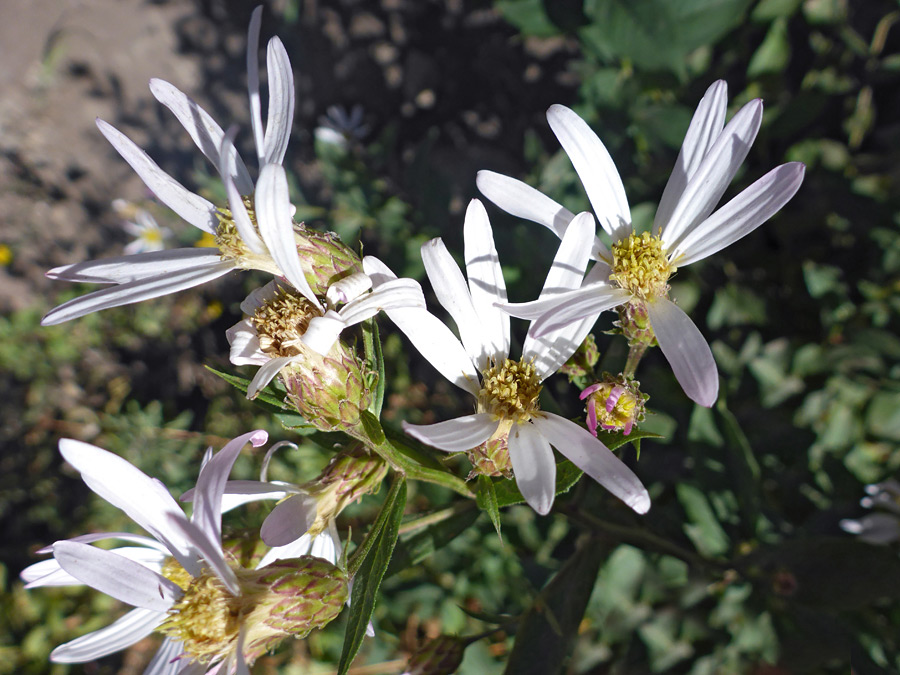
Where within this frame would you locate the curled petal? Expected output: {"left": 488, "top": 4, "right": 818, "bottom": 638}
{"left": 260, "top": 493, "right": 318, "bottom": 547}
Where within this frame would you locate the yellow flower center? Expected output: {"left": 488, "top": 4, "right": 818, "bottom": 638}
{"left": 609, "top": 232, "right": 676, "bottom": 300}
{"left": 476, "top": 357, "right": 542, "bottom": 424}
{"left": 252, "top": 288, "right": 324, "bottom": 358}
{"left": 214, "top": 197, "right": 256, "bottom": 261}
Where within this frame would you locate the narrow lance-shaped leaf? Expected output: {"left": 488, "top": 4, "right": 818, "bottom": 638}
{"left": 503, "top": 537, "right": 610, "bottom": 675}
{"left": 339, "top": 476, "right": 407, "bottom": 675}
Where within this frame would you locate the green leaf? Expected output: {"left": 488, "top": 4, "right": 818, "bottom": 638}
{"left": 205, "top": 366, "right": 289, "bottom": 413}
{"left": 476, "top": 475, "right": 503, "bottom": 539}
{"left": 360, "top": 409, "right": 387, "bottom": 446}
{"left": 493, "top": 460, "right": 583, "bottom": 508}
{"left": 747, "top": 17, "right": 791, "bottom": 78}
{"left": 362, "top": 319, "right": 386, "bottom": 417}
{"left": 676, "top": 483, "right": 730, "bottom": 557}
{"left": 503, "top": 537, "right": 609, "bottom": 674}
{"left": 865, "top": 391, "right": 900, "bottom": 441}
{"left": 496, "top": 0, "right": 561, "bottom": 37}
{"left": 580, "top": 0, "right": 752, "bottom": 76}
{"left": 339, "top": 476, "right": 407, "bottom": 675}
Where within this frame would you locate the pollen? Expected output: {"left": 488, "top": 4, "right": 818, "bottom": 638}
{"left": 476, "top": 357, "right": 542, "bottom": 424}
{"left": 609, "top": 231, "right": 676, "bottom": 300}
{"left": 214, "top": 196, "right": 257, "bottom": 262}
{"left": 252, "top": 288, "right": 323, "bottom": 358}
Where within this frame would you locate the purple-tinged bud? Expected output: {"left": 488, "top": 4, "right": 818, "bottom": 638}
{"left": 580, "top": 374, "right": 647, "bottom": 437}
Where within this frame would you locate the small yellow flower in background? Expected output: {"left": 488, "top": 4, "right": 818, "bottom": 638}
{"left": 0, "top": 244, "right": 13, "bottom": 266}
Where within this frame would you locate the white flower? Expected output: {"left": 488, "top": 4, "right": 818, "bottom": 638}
{"left": 314, "top": 104, "right": 370, "bottom": 148}
{"left": 477, "top": 81, "right": 805, "bottom": 407}
{"left": 42, "top": 7, "right": 319, "bottom": 326}
{"left": 370, "top": 198, "right": 650, "bottom": 516}
{"left": 226, "top": 259, "right": 426, "bottom": 398}
{"left": 120, "top": 207, "right": 173, "bottom": 255}
{"left": 20, "top": 431, "right": 268, "bottom": 672}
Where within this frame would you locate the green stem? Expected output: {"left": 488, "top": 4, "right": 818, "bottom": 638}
{"left": 623, "top": 340, "right": 649, "bottom": 379}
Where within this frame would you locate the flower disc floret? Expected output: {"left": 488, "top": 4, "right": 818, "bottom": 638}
{"left": 609, "top": 231, "right": 676, "bottom": 300}
{"left": 476, "top": 357, "right": 542, "bottom": 424}
{"left": 252, "top": 288, "right": 323, "bottom": 357}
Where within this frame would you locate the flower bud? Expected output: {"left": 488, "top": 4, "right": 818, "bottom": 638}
{"left": 615, "top": 300, "right": 657, "bottom": 347}
{"left": 467, "top": 421, "right": 514, "bottom": 479}
{"left": 295, "top": 223, "right": 363, "bottom": 296}
{"left": 559, "top": 333, "right": 600, "bottom": 381}
{"left": 580, "top": 374, "right": 647, "bottom": 436}
{"left": 403, "top": 635, "right": 467, "bottom": 675}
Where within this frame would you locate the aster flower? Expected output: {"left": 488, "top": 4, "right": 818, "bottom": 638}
{"left": 42, "top": 7, "right": 329, "bottom": 326}
{"left": 20, "top": 431, "right": 267, "bottom": 670}
{"left": 314, "top": 104, "right": 370, "bottom": 149}
{"left": 369, "top": 198, "right": 649, "bottom": 516}
{"left": 477, "top": 81, "right": 805, "bottom": 406}
{"left": 21, "top": 432, "right": 349, "bottom": 672}
{"left": 226, "top": 259, "right": 426, "bottom": 400}
{"left": 117, "top": 205, "right": 173, "bottom": 255}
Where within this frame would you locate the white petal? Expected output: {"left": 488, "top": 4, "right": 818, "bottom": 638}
{"left": 338, "top": 277, "right": 426, "bottom": 325}
{"left": 142, "top": 637, "right": 186, "bottom": 675}
{"left": 534, "top": 211, "right": 596, "bottom": 297}
{"left": 841, "top": 513, "right": 900, "bottom": 545}
{"left": 527, "top": 284, "right": 630, "bottom": 337}
{"left": 247, "top": 354, "right": 297, "bottom": 399}
{"left": 58, "top": 439, "right": 200, "bottom": 575}
{"left": 53, "top": 541, "right": 180, "bottom": 611}
{"left": 255, "top": 164, "right": 321, "bottom": 307}
{"left": 463, "top": 199, "right": 509, "bottom": 364}
{"left": 475, "top": 170, "right": 575, "bottom": 240}
{"left": 183, "top": 479, "right": 291, "bottom": 513}
{"left": 403, "top": 414, "right": 500, "bottom": 452}
{"left": 654, "top": 81, "right": 728, "bottom": 235}
{"left": 327, "top": 272, "right": 373, "bottom": 306}
{"left": 96, "top": 119, "right": 217, "bottom": 234}
{"left": 362, "top": 258, "right": 479, "bottom": 396}
{"left": 527, "top": 313, "right": 597, "bottom": 383}
{"left": 300, "top": 311, "right": 346, "bottom": 355}
{"left": 260, "top": 493, "right": 318, "bottom": 546}
{"left": 36, "top": 531, "right": 169, "bottom": 556}
{"left": 246, "top": 5, "right": 265, "bottom": 165}
{"left": 661, "top": 99, "right": 763, "bottom": 248}
{"left": 149, "top": 78, "right": 254, "bottom": 195}
{"left": 192, "top": 430, "right": 268, "bottom": 545}
{"left": 50, "top": 607, "right": 163, "bottom": 663}
{"left": 422, "top": 237, "right": 491, "bottom": 371}
{"left": 668, "top": 162, "right": 805, "bottom": 266}
{"left": 532, "top": 414, "right": 650, "bottom": 514}
{"left": 263, "top": 37, "right": 295, "bottom": 166}
{"left": 29, "top": 545, "right": 167, "bottom": 589}
{"left": 41, "top": 261, "right": 236, "bottom": 326}
{"left": 165, "top": 515, "right": 239, "bottom": 596}
{"left": 546, "top": 104, "right": 631, "bottom": 240}
{"left": 47, "top": 248, "right": 224, "bottom": 284}
{"left": 240, "top": 279, "right": 281, "bottom": 315}
{"left": 226, "top": 319, "right": 268, "bottom": 366}
{"left": 507, "top": 424, "right": 556, "bottom": 516}
{"left": 220, "top": 133, "right": 267, "bottom": 254}
{"left": 647, "top": 297, "right": 718, "bottom": 407}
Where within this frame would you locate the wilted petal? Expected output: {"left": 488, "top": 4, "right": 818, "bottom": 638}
{"left": 463, "top": 199, "right": 509, "bottom": 365}
{"left": 192, "top": 430, "right": 268, "bottom": 545}
{"left": 654, "top": 80, "right": 728, "bottom": 235}
{"left": 96, "top": 119, "right": 218, "bottom": 234}
{"left": 546, "top": 104, "right": 631, "bottom": 240}
{"left": 226, "top": 319, "right": 268, "bottom": 366}
{"left": 508, "top": 423, "right": 556, "bottom": 516}
{"left": 668, "top": 162, "right": 806, "bottom": 266}
{"left": 532, "top": 414, "right": 650, "bottom": 514}
{"left": 260, "top": 493, "right": 318, "bottom": 547}
{"left": 647, "top": 297, "right": 718, "bottom": 407}
{"left": 53, "top": 541, "right": 180, "bottom": 611}
{"left": 246, "top": 5, "right": 265, "bottom": 164}
{"left": 47, "top": 248, "right": 224, "bottom": 284}
{"left": 142, "top": 637, "right": 186, "bottom": 675}
{"left": 403, "top": 414, "right": 500, "bottom": 452}
{"left": 246, "top": 354, "right": 297, "bottom": 399}
{"left": 166, "top": 515, "right": 239, "bottom": 596}
{"left": 50, "top": 607, "right": 163, "bottom": 664}
{"left": 301, "top": 311, "right": 346, "bottom": 355}
{"left": 41, "top": 261, "right": 236, "bottom": 326}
